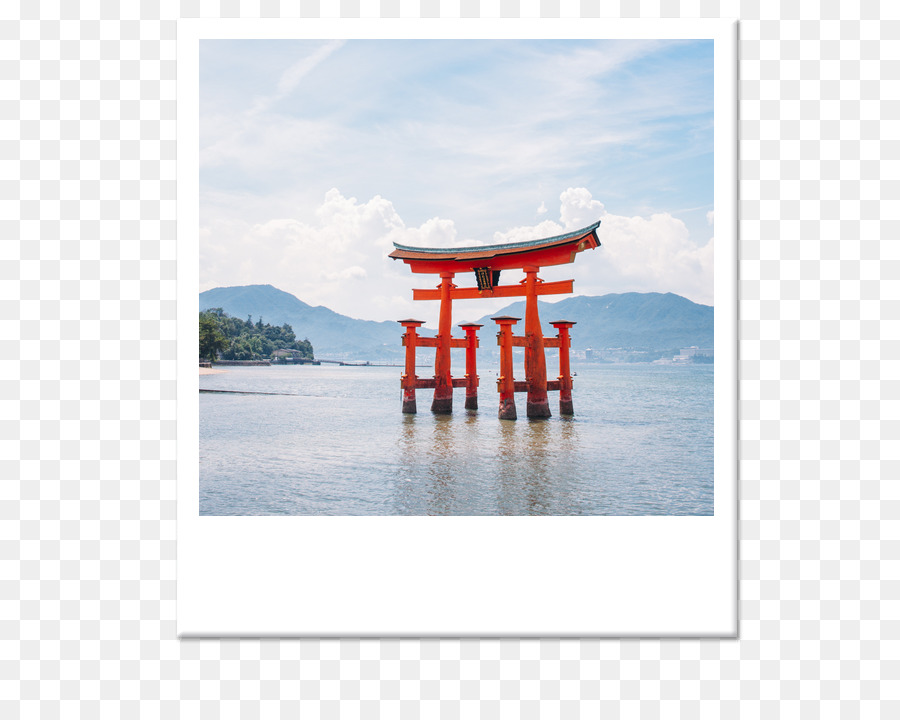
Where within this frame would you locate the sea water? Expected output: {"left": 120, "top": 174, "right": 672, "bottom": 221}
{"left": 199, "top": 362, "right": 714, "bottom": 516}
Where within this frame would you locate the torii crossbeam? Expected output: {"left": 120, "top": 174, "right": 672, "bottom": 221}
{"left": 389, "top": 220, "right": 601, "bottom": 418}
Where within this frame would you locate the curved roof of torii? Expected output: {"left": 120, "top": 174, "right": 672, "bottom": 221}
{"left": 388, "top": 220, "right": 601, "bottom": 274}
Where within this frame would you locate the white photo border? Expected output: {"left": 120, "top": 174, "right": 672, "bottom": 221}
{"left": 178, "top": 18, "right": 738, "bottom": 637}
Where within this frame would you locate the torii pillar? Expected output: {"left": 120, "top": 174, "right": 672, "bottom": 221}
{"left": 493, "top": 316, "right": 520, "bottom": 420}
{"left": 458, "top": 322, "right": 482, "bottom": 410}
{"left": 523, "top": 265, "right": 550, "bottom": 418}
{"left": 431, "top": 271, "right": 455, "bottom": 414}
{"left": 399, "top": 319, "right": 425, "bottom": 414}
{"left": 551, "top": 320, "right": 576, "bottom": 416}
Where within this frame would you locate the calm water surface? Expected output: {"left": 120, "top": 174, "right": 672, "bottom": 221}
{"left": 199, "top": 363, "right": 713, "bottom": 515}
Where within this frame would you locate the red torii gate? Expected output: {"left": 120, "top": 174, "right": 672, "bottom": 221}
{"left": 389, "top": 220, "right": 601, "bottom": 419}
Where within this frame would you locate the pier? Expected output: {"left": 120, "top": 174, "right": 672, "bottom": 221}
{"left": 315, "top": 359, "right": 402, "bottom": 367}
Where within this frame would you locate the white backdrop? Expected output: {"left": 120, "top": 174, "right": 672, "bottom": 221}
{"left": 9, "top": 0, "right": 895, "bottom": 716}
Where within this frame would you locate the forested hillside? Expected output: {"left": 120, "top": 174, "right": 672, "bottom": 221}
{"left": 198, "top": 308, "right": 314, "bottom": 362}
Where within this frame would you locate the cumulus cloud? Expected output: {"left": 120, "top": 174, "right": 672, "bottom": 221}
{"left": 389, "top": 216, "right": 460, "bottom": 250}
{"left": 199, "top": 189, "right": 469, "bottom": 325}
{"left": 590, "top": 211, "right": 713, "bottom": 300}
{"left": 559, "top": 189, "right": 714, "bottom": 306}
{"left": 492, "top": 219, "right": 564, "bottom": 245}
{"left": 491, "top": 188, "right": 713, "bottom": 306}
{"left": 200, "top": 186, "right": 714, "bottom": 328}
{"left": 559, "top": 187, "right": 606, "bottom": 230}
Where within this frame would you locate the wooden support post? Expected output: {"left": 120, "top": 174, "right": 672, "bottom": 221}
{"left": 551, "top": 320, "right": 576, "bottom": 416}
{"left": 493, "top": 316, "right": 520, "bottom": 420}
{"left": 432, "top": 271, "right": 455, "bottom": 414}
{"left": 398, "top": 319, "right": 425, "bottom": 414}
{"left": 523, "top": 266, "right": 551, "bottom": 418}
{"left": 458, "top": 322, "right": 482, "bottom": 410}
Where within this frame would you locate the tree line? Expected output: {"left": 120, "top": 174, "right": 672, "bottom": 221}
{"left": 199, "top": 308, "right": 314, "bottom": 362}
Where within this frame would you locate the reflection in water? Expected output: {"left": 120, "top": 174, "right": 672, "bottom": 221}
{"left": 396, "top": 413, "right": 462, "bottom": 515}
{"left": 202, "top": 364, "right": 713, "bottom": 515}
{"left": 396, "top": 414, "right": 423, "bottom": 513}
{"left": 496, "top": 420, "right": 551, "bottom": 514}
{"left": 396, "top": 410, "right": 588, "bottom": 515}
{"left": 495, "top": 418, "right": 584, "bottom": 515}
{"left": 426, "top": 415, "right": 457, "bottom": 514}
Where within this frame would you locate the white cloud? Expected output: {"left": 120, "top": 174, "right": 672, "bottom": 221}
{"left": 200, "top": 187, "right": 714, "bottom": 330}
{"left": 278, "top": 40, "right": 346, "bottom": 95}
{"left": 492, "top": 219, "right": 564, "bottom": 245}
{"left": 559, "top": 187, "right": 606, "bottom": 230}
{"left": 324, "top": 265, "right": 367, "bottom": 281}
{"left": 200, "top": 189, "right": 467, "bottom": 325}
{"left": 561, "top": 190, "right": 714, "bottom": 306}
{"left": 387, "top": 216, "right": 460, "bottom": 250}
{"left": 489, "top": 188, "right": 713, "bottom": 306}
{"left": 200, "top": 113, "right": 338, "bottom": 181}
{"left": 247, "top": 40, "right": 346, "bottom": 116}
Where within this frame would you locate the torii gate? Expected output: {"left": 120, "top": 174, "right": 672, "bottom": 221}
{"left": 389, "top": 220, "right": 601, "bottom": 419}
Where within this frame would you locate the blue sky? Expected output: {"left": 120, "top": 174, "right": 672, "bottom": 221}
{"left": 200, "top": 38, "right": 714, "bottom": 325}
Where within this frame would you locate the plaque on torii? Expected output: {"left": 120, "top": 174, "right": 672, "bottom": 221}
{"left": 389, "top": 220, "right": 601, "bottom": 419}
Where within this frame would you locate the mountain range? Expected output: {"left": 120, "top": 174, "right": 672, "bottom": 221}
{"left": 473, "top": 292, "right": 714, "bottom": 354}
{"left": 198, "top": 284, "right": 405, "bottom": 360}
{"left": 199, "top": 284, "right": 713, "bottom": 360}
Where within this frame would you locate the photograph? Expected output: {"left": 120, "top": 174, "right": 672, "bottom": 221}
{"left": 196, "top": 37, "right": 717, "bottom": 517}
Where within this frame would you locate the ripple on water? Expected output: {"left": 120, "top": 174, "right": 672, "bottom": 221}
{"left": 200, "top": 364, "right": 714, "bottom": 516}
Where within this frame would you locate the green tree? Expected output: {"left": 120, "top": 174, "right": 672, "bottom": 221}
{"left": 199, "top": 312, "right": 227, "bottom": 362}
{"left": 198, "top": 308, "right": 315, "bottom": 361}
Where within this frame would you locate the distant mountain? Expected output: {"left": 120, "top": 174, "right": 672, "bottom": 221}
{"left": 198, "top": 284, "right": 407, "bottom": 360}
{"left": 199, "top": 285, "right": 712, "bottom": 361}
{"left": 474, "top": 292, "right": 713, "bottom": 352}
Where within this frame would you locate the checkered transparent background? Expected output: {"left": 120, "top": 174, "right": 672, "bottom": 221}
{"left": 5, "top": 0, "right": 897, "bottom": 715}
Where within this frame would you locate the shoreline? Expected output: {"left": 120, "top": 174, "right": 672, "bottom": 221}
{"left": 200, "top": 367, "right": 227, "bottom": 375}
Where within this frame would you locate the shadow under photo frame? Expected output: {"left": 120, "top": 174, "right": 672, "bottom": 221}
{"left": 178, "top": 17, "right": 738, "bottom": 637}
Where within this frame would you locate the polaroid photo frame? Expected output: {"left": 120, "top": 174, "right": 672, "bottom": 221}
{"left": 178, "top": 17, "right": 738, "bottom": 636}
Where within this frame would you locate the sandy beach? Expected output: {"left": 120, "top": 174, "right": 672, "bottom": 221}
{"left": 199, "top": 367, "right": 227, "bottom": 376}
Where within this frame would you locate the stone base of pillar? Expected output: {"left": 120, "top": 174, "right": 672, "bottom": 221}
{"left": 431, "top": 396, "right": 452, "bottom": 414}
{"left": 526, "top": 399, "right": 551, "bottom": 418}
{"left": 498, "top": 398, "right": 517, "bottom": 420}
{"left": 559, "top": 398, "right": 574, "bottom": 416}
{"left": 464, "top": 395, "right": 478, "bottom": 410}
{"left": 401, "top": 387, "right": 417, "bottom": 414}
